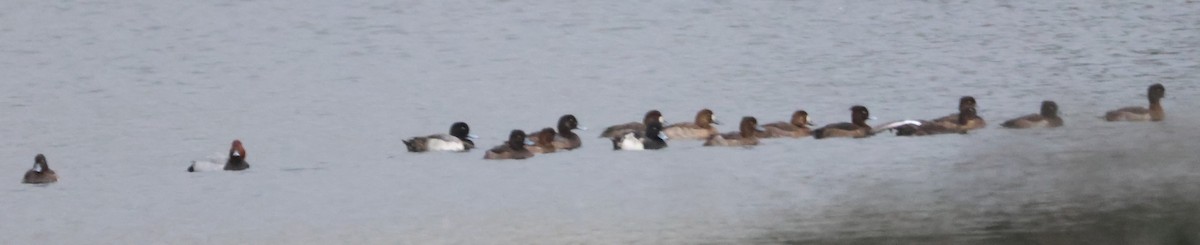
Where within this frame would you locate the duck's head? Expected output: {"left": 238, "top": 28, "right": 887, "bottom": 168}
{"left": 1040, "top": 101, "right": 1059, "bottom": 117}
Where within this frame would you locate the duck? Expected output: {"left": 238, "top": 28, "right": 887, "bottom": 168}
{"left": 599, "top": 110, "right": 665, "bottom": 138}
{"left": 876, "top": 110, "right": 973, "bottom": 136}
{"left": 813, "top": 106, "right": 874, "bottom": 139}
{"left": 484, "top": 130, "right": 536, "bottom": 160}
{"left": 761, "top": 110, "right": 816, "bottom": 138}
{"left": 662, "top": 109, "right": 721, "bottom": 140}
{"left": 704, "top": 117, "right": 763, "bottom": 147}
{"left": 612, "top": 122, "right": 668, "bottom": 150}
{"left": 22, "top": 154, "right": 58, "bottom": 184}
{"left": 932, "top": 96, "right": 986, "bottom": 130}
{"left": 525, "top": 128, "right": 558, "bottom": 154}
{"left": 1002, "top": 101, "right": 1064, "bottom": 128}
{"left": 1105, "top": 83, "right": 1165, "bottom": 122}
{"left": 403, "top": 122, "right": 477, "bottom": 152}
{"left": 532, "top": 114, "right": 585, "bottom": 150}
{"left": 187, "top": 140, "right": 250, "bottom": 172}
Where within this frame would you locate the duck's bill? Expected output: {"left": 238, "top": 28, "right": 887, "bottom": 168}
{"left": 467, "top": 134, "right": 479, "bottom": 139}
{"left": 523, "top": 139, "right": 536, "bottom": 145}
{"left": 576, "top": 126, "right": 588, "bottom": 130}
{"left": 658, "top": 132, "right": 669, "bottom": 140}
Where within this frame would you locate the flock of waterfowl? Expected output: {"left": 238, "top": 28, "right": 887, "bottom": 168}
{"left": 19, "top": 83, "right": 1166, "bottom": 184}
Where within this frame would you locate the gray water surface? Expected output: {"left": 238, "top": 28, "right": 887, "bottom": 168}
{"left": 1, "top": 0, "right": 1197, "bottom": 244}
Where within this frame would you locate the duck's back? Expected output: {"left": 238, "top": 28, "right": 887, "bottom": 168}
{"left": 1105, "top": 106, "right": 1152, "bottom": 121}
{"left": 600, "top": 122, "right": 645, "bottom": 138}
{"left": 22, "top": 170, "right": 57, "bottom": 184}
{"left": 187, "top": 153, "right": 229, "bottom": 172}
{"left": 485, "top": 147, "right": 533, "bottom": 160}
{"left": 663, "top": 123, "right": 716, "bottom": 140}
{"left": 813, "top": 123, "right": 869, "bottom": 139}
{"left": 762, "top": 122, "right": 810, "bottom": 138}
{"left": 406, "top": 135, "right": 468, "bottom": 152}
{"left": 551, "top": 134, "right": 582, "bottom": 150}
{"left": 933, "top": 118, "right": 986, "bottom": 130}
{"left": 1002, "top": 114, "right": 1063, "bottom": 128}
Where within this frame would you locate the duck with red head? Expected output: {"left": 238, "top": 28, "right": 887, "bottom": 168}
{"left": 762, "top": 110, "right": 816, "bottom": 138}
{"left": 187, "top": 140, "right": 250, "bottom": 172}
{"left": 1002, "top": 101, "right": 1064, "bottom": 128}
{"left": 22, "top": 154, "right": 58, "bottom": 184}
{"left": 1105, "top": 83, "right": 1166, "bottom": 122}
{"left": 525, "top": 128, "right": 558, "bottom": 154}
{"left": 485, "top": 130, "right": 536, "bottom": 160}
{"left": 813, "top": 106, "right": 874, "bottom": 139}
{"left": 599, "top": 110, "right": 666, "bottom": 138}
{"left": 663, "top": 109, "right": 721, "bottom": 140}
{"left": 704, "top": 116, "right": 762, "bottom": 147}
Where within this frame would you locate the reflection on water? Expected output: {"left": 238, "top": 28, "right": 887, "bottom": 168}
{"left": 750, "top": 127, "right": 1200, "bottom": 245}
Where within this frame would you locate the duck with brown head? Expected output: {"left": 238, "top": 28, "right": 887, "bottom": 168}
{"left": 22, "top": 154, "right": 58, "bottom": 184}
{"left": 484, "top": 130, "right": 536, "bottom": 160}
{"left": 662, "top": 109, "right": 721, "bottom": 140}
{"left": 525, "top": 128, "right": 558, "bottom": 154}
{"left": 1105, "top": 83, "right": 1166, "bottom": 122}
{"left": 1002, "top": 101, "right": 1064, "bottom": 129}
{"left": 404, "top": 122, "right": 477, "bottom": 152}
{"left": 225, "top": 140, "right": 249, "bottom": 171}
{"left": 762, "top": 110, "right": 816, "bottom": 138}
{"left": 613, "top": 122, "right": 668, "bottom": 150}
{"left": 599, "top": 110, "right": 665, "bottom": 138}
{"left": 187, "top": 140, "right": 250, "bottom": 172}
{"left": 933, "top": 96, "right": 986, "bottom": 130}
{"left": 813, "top": 106, "right": 874, "bottom": 139}
{"left": 704, "top": 117, "right": 762, "bottom": 147}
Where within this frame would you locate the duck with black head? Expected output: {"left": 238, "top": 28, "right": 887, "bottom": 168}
{"left": 22, "top": 154, "right": 58, "bottom": 184}
{"left": 761, "top": 110, "right": 816, "bottom": 138}
{"left": 525, "top": 128, "right": 558, "bottom": 154}
{"left": 813, "top": 106, "right": 874, "bottom": 139}
{"left": 663, "top": 109, "right": 721, "bottom": 140}
{"left": 484, "top": 130, "right": 536, "bottom": 160}
{"left": 704, "top": 117, "right": 763, "bottom": 147}
{"left": 404, "top": 122, "right": 477, "bottom": 152}
{"left": 1105, "top": 83, "right": 1166, "bottom": 122}
{"left": 932, "top": 96, "right": 986, "bottom": 130}
{"left": 612, "top": 122, "right": 669, "bottom": 150}
{"left": 187, "top": 140, "right": 250, "bottom": 172}
{"left": 599, "top": 110, "right": 666, "bottom": 138}
{"left": 876, "top": 111, "right": 974, "bottom": 136}
{"left": 530, "top": 114, "right": 585, "bottom": 150}
{"left": 1002, "top": 101, "right": 1064, "bottom": 129}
